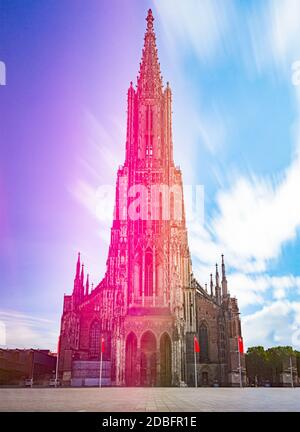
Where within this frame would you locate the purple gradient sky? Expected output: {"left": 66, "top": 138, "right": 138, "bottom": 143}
{"left": 0, "top": 1, "right": 154, "bottom": 340}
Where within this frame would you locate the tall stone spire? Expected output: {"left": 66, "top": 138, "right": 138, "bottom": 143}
{"left": 215, "top": 263, "right": 221, "bottom": 305}
{"left": 124, "top": 9, "right": 174, "bottom": 168}
{"left": 75, "top": 252, "right": 80, "bottom": 279}
{"left": 210, "top": 273, "right": 214, "bottom": 297}
{"left": 85, "top": 274, "right": 89, "bottom": 297}
{"left": 215, "top": 263, "right": 219, "bottom": 287}
{"left": 221, "top": 254, "right": 226, "bottom": 278}
{"left": 221, "top": 254, "right": 228, "bottom": 297}
{"left": 137, "top": 9, "right": 162, "bottom": 99}
{"left": 80, "top": 264, "right": 84, "bottom": 285}
{"left": 73, "top": 253, "right": 84, "bottom": 305}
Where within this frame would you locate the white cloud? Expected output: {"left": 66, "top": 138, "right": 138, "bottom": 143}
{"left": 229, "top": 274, "right": 300, "bottom": 308}
{"left": 186, "top": 160, "right": 300, "bottom": 312}
{"left": 0, "top": 310, "right": 58, "bottom": 351}
{"left": 227, "top": 273, "right": 269, "bottom": 308}
{"left": 247, "top": 0, "right": 300, "bottom": 75}
{"left": 269, "top": 0, "right": 300, "bottom": 66}
{"left": 243, "top": 300, "right": 300, "bottom": 349}
{"left": 211, "top": 159, "right": 300, "bottom": 271}
{"left": 188, "top": 160, "right": 300, "bottom": 276}
{"left": 154, "top": 0, "right": 234, "bottom": 62}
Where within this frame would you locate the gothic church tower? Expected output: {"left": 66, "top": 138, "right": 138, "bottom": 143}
{"left": 58, "top": 10, "right": 245, "bottom": 388}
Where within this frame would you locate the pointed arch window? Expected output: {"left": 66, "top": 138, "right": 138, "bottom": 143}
{"left": 89, "top": 320, "right": 101, "bottom": 359}
{"left": 145, "top": 249, "right": 153, "bottom": 296}
{"left": 199, "top": 323, "right": 209, "bottom": 362}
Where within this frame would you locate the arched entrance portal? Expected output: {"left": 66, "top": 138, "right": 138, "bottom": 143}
{"left": 160, "top": 333, "right": 172, "bottom": 386}
{"left": 140, "top": 331, "right": 156, "bottom": 386}
{"left": 125, "top": 332, "right": 137, "bottom": 386}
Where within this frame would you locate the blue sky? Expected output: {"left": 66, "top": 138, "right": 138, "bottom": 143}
{"left": 1, "top": 0, "right": 300, "bottom": 351}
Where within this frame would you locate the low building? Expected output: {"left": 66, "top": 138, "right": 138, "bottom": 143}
{"left": 0, "top": 349, "right": 56, "bottom": 386}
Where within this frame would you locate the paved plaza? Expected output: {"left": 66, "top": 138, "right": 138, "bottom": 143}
{"left": 0, "top": 387, "right": 300, "bottom": 412}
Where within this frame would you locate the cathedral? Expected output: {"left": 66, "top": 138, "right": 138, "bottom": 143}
{"left": 58, "top": 10, "right": 245, "bottom": 387}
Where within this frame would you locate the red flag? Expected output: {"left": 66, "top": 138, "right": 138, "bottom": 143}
{"left": 238, "top": 336, "right": 244, "bottom": 354}
{"left": 101, "top": 336, "right": 105, "bottom": 353}
{"left": 194, "top": 336, "right": 200, "bottom": 353}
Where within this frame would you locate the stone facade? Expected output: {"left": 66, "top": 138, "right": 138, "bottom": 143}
{"left": 58, "top": 9, "right": 245, "bottom": 387}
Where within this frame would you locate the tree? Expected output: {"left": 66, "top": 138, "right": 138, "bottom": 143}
{"left": 245, "top": 346, "right": 267, "bottom": 386}
{"left": 246, "top": 345, "right": 299, "bottom": 386}
{"left": 266, "top": 346, "right": 294, "bottom": 385}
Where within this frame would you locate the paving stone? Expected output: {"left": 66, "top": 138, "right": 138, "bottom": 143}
{"left": 0, "top": 388, "right": 299, "bottom": 412}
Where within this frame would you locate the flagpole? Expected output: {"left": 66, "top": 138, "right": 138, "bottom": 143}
{"left": 99, "top": 336, "right": 103, "bottom": 388}
{"left": 238, "top": 348, "right": 242, "bottom": 388}
{"left": 194, "top": 349, "right": 197, "bottom": 388}
{"left": 237, "top": 337, "right": 243, "bottom": 388}
{"left": 193, "top": 336, "right": 199, "bottom": 388}
{"left": 55, "top": 336, "right": 60, "bottom": 388}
